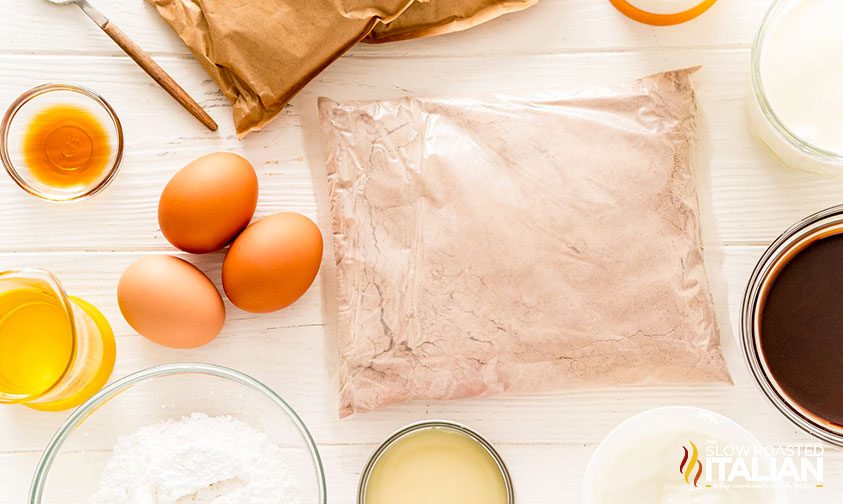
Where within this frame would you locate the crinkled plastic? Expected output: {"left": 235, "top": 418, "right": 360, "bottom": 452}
{"left": 319, "top": 68, "right": 732, "bottom": 418}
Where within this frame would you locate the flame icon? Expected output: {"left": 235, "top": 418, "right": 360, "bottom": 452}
{"left": 679, "top": 441, "right": 703, "bottom": 487}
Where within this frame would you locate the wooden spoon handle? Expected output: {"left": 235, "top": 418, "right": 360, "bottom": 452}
{"left": 100, "top": 21, "right": 218, "bottom": 132}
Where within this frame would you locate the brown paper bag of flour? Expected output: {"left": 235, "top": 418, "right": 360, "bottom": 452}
{"left": 148, "top": 0, "right": 535, "bottom": 136}
{"left": 367, "top": 0, "right": 537, "bottom": 43}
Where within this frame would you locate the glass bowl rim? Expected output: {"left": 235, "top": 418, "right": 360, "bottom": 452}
{"left": 750, "top": 0, "right": 843, "bottom": 162}
{"left": 28, "top": 362, "right": 327, "bottom": 503}
{"left": 356, "top": 419, "right": 515, "bottom": 503}
{"left": 741, "top": 204, "right": 843, "bottom": 447}
{"left": 0, "top": 83, "right": 125, "bottom": 203}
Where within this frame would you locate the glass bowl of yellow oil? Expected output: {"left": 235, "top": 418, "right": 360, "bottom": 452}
{"left": 0, "top": 268, "right": 115, "bottom": 411}
{"left": 0, "top": 83, "right": 123, "bottom": 202}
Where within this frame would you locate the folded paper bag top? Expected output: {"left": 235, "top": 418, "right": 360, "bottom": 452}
{"left": 319, "top": 68, "right": 732, "bottom": 417}
{"left": 366, "top": 0, "right": 539, "bottom": 43}
{"left": 148, "top": 0, "right": 536, "bottom": 136}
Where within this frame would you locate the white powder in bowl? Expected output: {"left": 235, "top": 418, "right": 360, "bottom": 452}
{"left": 89, "top": 413, "right": 300, "bottom": 504}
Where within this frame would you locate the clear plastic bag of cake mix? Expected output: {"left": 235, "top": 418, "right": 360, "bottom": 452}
{"left": 319, "top": 68, "right": 731, "bottom": 417}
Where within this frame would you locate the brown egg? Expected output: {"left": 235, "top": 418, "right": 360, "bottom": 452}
{"left": 158, "top": 152, "right": 258, "bottom": 254}
{"left": 118, "top": 255, "right": 226, "bottom": 348}
{"left": 222, "top": 212, "right": 323, "bottom": 313}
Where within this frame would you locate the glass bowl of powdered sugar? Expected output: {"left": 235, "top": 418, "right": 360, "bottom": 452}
{"left": 29, "top": 363, "right": 326, "bottom": 503}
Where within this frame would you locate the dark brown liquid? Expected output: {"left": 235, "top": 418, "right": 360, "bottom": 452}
{"left": 761, "top": 233, "right": 843, "bottom": 426}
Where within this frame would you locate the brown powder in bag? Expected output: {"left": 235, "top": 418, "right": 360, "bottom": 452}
{"left": 319, "top": 68, "right": 732, "bottom": 418}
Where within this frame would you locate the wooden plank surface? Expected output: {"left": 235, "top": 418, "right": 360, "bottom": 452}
{"left": 2, "top": 50, "right": 843, "bottom": 250}
{"left": 2, "top": 0, "right": 842, "bottom": 502}
{"left": 3, "top": 0, "right": 771, "bottom": 56}
{"left": 0, "top": 245, "right": 840, "bottom": 501}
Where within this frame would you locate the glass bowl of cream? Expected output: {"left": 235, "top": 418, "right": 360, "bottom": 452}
{"left": 582, "top": 407, "right": 788, "bottom": 504}
{"left": 749, "top": 0, "right": 843, "bottom": 174}
{"left": 29, "top": 363, "right": 326, "bottom": 504}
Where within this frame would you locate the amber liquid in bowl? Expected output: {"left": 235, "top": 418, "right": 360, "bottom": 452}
{"left": 23, "top": 104, "right": 111, "bottom": 189}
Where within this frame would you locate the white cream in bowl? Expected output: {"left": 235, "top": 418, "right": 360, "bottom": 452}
{"left": 582, "top": 407, "right": 788, "bottom": 504}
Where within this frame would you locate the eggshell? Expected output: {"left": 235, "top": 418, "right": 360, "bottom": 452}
{"left": 118, "top": 255, "right": 226, "bottom": 348}
{"left": 222, "top": 212, "right": 323, "bottom": 313}
{"left": 158, "top": 152, "right": 258, "bottom": 254}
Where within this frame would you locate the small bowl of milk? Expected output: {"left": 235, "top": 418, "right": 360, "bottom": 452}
{"left": 749, "top": 0, "right": 843, "bottom": 174}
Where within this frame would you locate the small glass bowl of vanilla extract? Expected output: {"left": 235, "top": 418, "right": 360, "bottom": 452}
{"left": 0, "top": 83, "right": 123, "bottom": 202}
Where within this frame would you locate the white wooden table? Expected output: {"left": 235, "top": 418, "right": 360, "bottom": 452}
{"left": 1, "top": 1, "right": 842, "bottom": 502}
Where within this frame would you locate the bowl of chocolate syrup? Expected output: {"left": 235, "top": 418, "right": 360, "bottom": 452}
{"left": 743, "top": 204, "right": 843, "bottom": 445}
